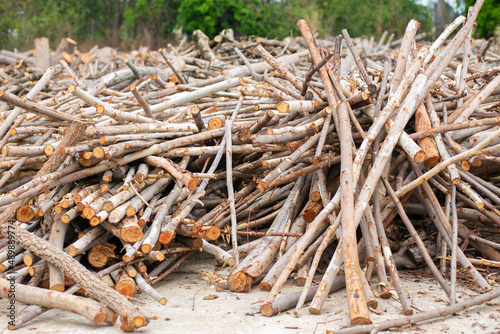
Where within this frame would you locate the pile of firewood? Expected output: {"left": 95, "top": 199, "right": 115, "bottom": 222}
{"left": 1, "top": 0, "right": 500, "bottom": 332}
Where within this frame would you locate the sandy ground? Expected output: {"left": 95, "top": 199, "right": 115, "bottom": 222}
{"left": 1, "top": 253, "right": 500, "bottom": 334}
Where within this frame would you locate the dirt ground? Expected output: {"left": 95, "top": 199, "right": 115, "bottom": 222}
{"left": 1, "top": 253, "right": 500, "bottom": 334}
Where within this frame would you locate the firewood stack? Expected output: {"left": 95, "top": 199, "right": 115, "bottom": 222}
{"left": 1, "top": 1, "right": 500, "bottom": 332}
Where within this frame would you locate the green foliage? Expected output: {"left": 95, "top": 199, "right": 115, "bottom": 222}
{"left": 175, "top": 0, "right": 272, "bottom": 37}
{"left": 464, "top": 0, "right": 500, "bottom": 38}
{"left": 291, "top": 0, "right": 431, "bottom": 38}
{"left": 123, "top": 0, "right": 177, "bottom": 48}
{"left": 0, "top": 0, "right": 435, "bottom": 51}
{"left": 0, "top": 0, "right": 108, "bottom": 50}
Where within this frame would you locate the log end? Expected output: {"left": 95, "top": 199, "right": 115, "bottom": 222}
{"left": 60, "top": 214, "right": 71, "bottom": 224}
{"left": 16, "top": 206, "right": 36, "bottom": 223}
{"left": 260, "top": 302, "right": 275, "bottom": 317}
{"left": 183, "top": 237, "right": 203, "bottom": 249}
{"left": 296, "top": 19, "right": 308, "bottom": 29}
{"left": 93, "top": 146, "right": 105, "bottom": 159}
{"left": 158, "top": 231, "right": 173, "bottom": 245}
{"left": 228, "top": 271, "right": 253, "bottom": 293}
{"left": 238, "top": 127, "right": 252, "bottom": 142}
{"left": 88, "top": 250, "right": 110, "bottom": 269}
{"left": 256, "top": 180, "right": 269, "bottom": 193}
{"left": 141, "top": 244, "right": 152, "bottom": 254}
{"left": 122, "top": 254, "right": 133, "bottom": 262}
{"left": 351, "top": 316, "right": 372, "bottom": 325}
{"left": 102, "top": 201, "right": 115, "bottom": 212}
{"left": 44, "top": 144, "right": 55, "bottom": 157}
{"left": 403, "top": 309, "right": 413, "bottom": 316}
{"left": 204, "top": 226, "right": 220, "bottom": 241}
{"left": 413, "top": 150, "right": 426, "bottom": 164}
{"left": 120, "top": 317, "right": 135, "bottom": 332}
{"left": 132, "top": 315, "right": 147, "bottom": 328}
{"left": 366, "top": 297, "right": 378, "bottom": 309}
{"left": 296, "top": 277, "right": 306, "bottom": 286}
{"left": 110, "top": 312, "right": 119, "bottom": 325}
{"left": 188, "top": 177, "right": 201, "bottom": 191}
{"left": 308, "top": 307, "right": 321, "bottom": 315}
{"left": 471, "top": 157, "right": 482, "bottom": 167}
{"left": 208, "top": 117, "right": 224, "bottom": 130}
{"left": 108, "top": 211, "right": 123, "bottom": 224}
{"left": 127, "top": 268, "right": 137, "bottom": 277}
{"left": 423, "top": 156, "right": 440, "bottom": 170}
{"left": 258, "top": 281, "right": 272, "bottom": 291}
{"left": 68, "top": 245, "right": 78, "bottom": 257}
{"left": 276, "top": 101, "right": 289, "bottom": 113}
{"left": 226, "top": 256, "right": 236, "bottom": 266}
{"left": 303, "top": 211, "right": 316, "bottom": 223}
{"left": 460, "top": 160, "right": 471, "bottom": 171}
{"left": 50, "top": 284, "right": 65, "bottom": 292}
{"left": 23, "top": 253, "right": 34, "bottom": 266}
{"left": 120, "top": 226, "right": 143, "bottom": 243}
{"left": 309, "top": 191, "right": 321, "bottom": 202}
{"left": 90, "top": 216, "right": 101, "bottom": 226}
{"left": 126, "top": 206, "right": 137, "bottom": 217}
{"left": 82, "top": 207, "right": 96, "bottom": 220}
{"left": 151, "top": 251, "right": 165, "bottom": 262}
{"left": 93, "top": 312, "right": 106, "bottom": 324}
{"left": 115, "top": 277, "right": 136, "bottom": 298}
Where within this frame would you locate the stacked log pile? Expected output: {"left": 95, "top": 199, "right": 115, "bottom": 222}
{"left": 1, "top": 1, "right": 500, "bottom": 332}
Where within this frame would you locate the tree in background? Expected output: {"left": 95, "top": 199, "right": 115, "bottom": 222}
{"left": 175, "top": 0, "right": 297, "bottom": 38}
{"left": 293, "top": 0, "right": 432, "bottom": 38}
{"left": 123, "top": 0, "right": 177, "bottom": 49}
{"left": 1, "top": 0, "right": 435, "bottom": 51}
{"left": 463, "top": 0, "right": 499, "bottom": 38}
{"left": 0, "top": 0, "right": 110, "bottom": 50}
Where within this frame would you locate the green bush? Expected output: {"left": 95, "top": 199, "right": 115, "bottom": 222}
{"left": 175, "top": 0, "right": 296, "bottom": 38}
{"left": 0, "top": 0, "right": 435, "bottom": 51}
{"left": 465, "top": 0, "right": 500, "bottom": 38}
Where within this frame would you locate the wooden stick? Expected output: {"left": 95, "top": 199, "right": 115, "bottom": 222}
{"left": 144, "top": 155, "right": 199, "bottom": 190}
{"left": 226, "top": 115, "right": 239, "bottom": 265}
{"left": 337, "top": 99, "right": 371, "bottom": 324}
{"left": 130, "top": 83, "right": 155, "bottom": 120}
{"left": 0, "top": 277, "right": 117, "bottom": 327}
{"left": 450, "top": 184, "right": 458, "bottom": 305}
{"left": 381, "top": 177, "right": 450, "bottom": 296}
{"left": 0, "top": 90, "right": 83, "bottom": 122}
{"left": 0, "top": 121, "right": 148, "bottom": 330}
{"left": 329, "top": 286, "right": 500, "bottom": 334}
{"left": 0, "top": 67, "right": 56, "bottom": 139}
{"left": 390, "top": 19, "right": 419, "bottom": 95}
{"left": 134, "top": 271, "right": 167, "bottom": 305}
{"left": 341, "top": 29, "right": 376, "bottom": 94}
